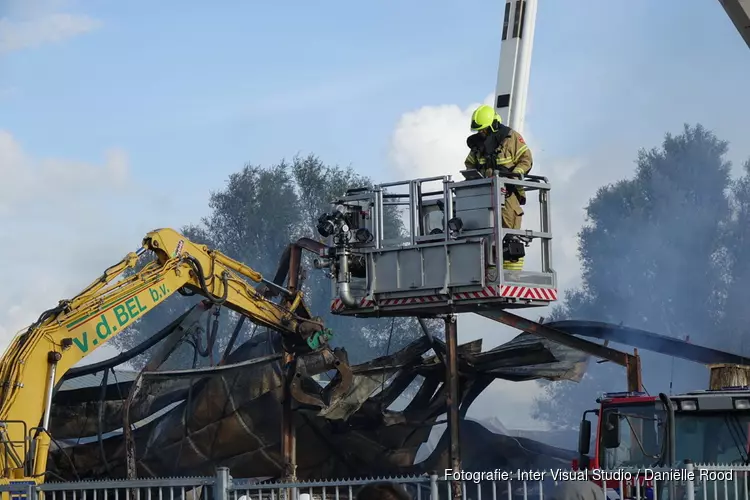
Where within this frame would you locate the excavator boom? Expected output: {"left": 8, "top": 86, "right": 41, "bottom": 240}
{"left": 0, "top": 228, "right": 350, "bottom": 482}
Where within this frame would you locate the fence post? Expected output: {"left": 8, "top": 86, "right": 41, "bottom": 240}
{"left": 685, "top": 460, "right": 695, "bottom": 500}
{"left": 430, "top": 473, "right": 439, "bottom": 500}
{"left": 215, "top": 467, "right": 231, "bottom": 500}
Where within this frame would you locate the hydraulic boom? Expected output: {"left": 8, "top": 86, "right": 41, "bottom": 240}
{"left": 0, "top": 228, "right": 349, "bottom": 483}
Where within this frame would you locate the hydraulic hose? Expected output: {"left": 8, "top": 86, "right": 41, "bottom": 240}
{"left": 185, "top": 256, "right": 229, "bottom": 304}
{"left": 196, "top": 307, "right": 220, "bottom": 358}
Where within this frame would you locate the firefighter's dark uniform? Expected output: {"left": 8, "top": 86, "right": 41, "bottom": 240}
{"left": 464, "top": 125, "right": 533, "bottom": 271}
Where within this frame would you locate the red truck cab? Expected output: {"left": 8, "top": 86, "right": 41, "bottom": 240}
{"left": 574, "top": 388, "right": 750, "bottom": 499}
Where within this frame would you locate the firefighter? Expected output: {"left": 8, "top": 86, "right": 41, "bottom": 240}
{"left": 465, "top": 104, "right": 533, "bottom": 272}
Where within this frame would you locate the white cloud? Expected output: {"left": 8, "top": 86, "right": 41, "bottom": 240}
{"left": 0, "top": 132, "right": 130, "bottom": 215}
{"left": 0, "top": 1, "right": 101, "bottom": 55}
{"left": 0, "top": 130, "right": 172, "bottom": 365}
{"left": 389, "top": 95, "right": 493, "bottom": 183}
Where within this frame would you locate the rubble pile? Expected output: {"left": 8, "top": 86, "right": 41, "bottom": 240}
{"left": 49, "top": 304, "right": 586, "bottom": 481}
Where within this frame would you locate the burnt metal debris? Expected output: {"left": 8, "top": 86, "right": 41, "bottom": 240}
{"left": 47, "top": 302, "right": 588, "bottom": 481}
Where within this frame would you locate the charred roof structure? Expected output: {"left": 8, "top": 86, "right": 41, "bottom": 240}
{"left": 48, "top": 302, "right": 587, "bottom": 481}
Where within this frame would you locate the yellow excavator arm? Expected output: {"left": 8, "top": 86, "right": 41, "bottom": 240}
{"left": 0, "top": 228, "right": 343, "bottom": 482}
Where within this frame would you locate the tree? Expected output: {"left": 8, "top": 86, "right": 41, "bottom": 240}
{"left": 113, "top": 155, "right": 436, "bottom": 371}
{"left": 716, "top": 158, "right": 750, "bottom": 355}
{"left": 533, "top": 124, "right": 734, "bottom": 429}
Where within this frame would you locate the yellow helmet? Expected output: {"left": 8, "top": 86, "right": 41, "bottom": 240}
{"left": 470, "top": 104, "right": 501, "bottom": 132}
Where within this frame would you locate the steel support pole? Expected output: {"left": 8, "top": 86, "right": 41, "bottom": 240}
{"left": 281, "top": 352, "right": 297, "bottom": 484}
{"left": 281, "top": 352, "right": 297, "bottom": 500}
{"left": 282, "top": 249, "right": 300, "bottom": 491}
{"left": 445, "top": 314, "right": 462, "bottom": 499}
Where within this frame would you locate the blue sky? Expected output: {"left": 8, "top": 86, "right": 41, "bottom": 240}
{"left": 2, "top": 0, "right": 501, "bottom": 222}
{"left": 1, "top": 0, "right": 749, "bottom": 429}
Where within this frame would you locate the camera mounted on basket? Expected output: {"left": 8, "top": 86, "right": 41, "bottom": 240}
{"left": 316, "top": 205, "right": 373, "bottom": 247}
{"left": 314, "top": 204, "right": 371, "bottom": 280}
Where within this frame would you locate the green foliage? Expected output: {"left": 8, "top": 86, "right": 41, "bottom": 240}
{"left": 113, "top": 154, "right": 436, "bottom": 370}
{"left": 533, "top": 124, "right": 745, "bottom": 429}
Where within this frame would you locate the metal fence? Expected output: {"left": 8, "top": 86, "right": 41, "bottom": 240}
{"left": 2, "top": 463, "right": 749, "bottom": 500}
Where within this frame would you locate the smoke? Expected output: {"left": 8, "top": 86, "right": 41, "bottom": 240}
{"left": 533, "top": 125, "right": 749, "bottom": 432}
{"left": 389, "top": 96, "right": 492, "bottom": 182}
{"left": 386, "top": 101, "right": 749, "bottom": 439}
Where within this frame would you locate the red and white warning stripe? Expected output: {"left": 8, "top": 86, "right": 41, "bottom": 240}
{"left": 452, "top": 286, "right": 499, "bottom": 300}
{"left": 330, "top": 285, "right": 557, "bottom": 312}
{"left": 498, "top": 285, "right": 557, "bottom": 301}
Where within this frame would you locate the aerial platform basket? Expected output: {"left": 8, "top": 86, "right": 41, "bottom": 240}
{"left": 314, "top": 170, "right": 557, "bottom": 318}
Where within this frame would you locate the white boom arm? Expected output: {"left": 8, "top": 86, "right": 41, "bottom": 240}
{"left": 494, "top": 0, "right": 749, "bottom": 136}
{"left": 494, "top": 0, "right": 537, "bottom": 135}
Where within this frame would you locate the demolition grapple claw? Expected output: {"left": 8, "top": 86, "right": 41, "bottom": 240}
{"left": 289, "top": 346, "right": 353, "bottom": 409}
